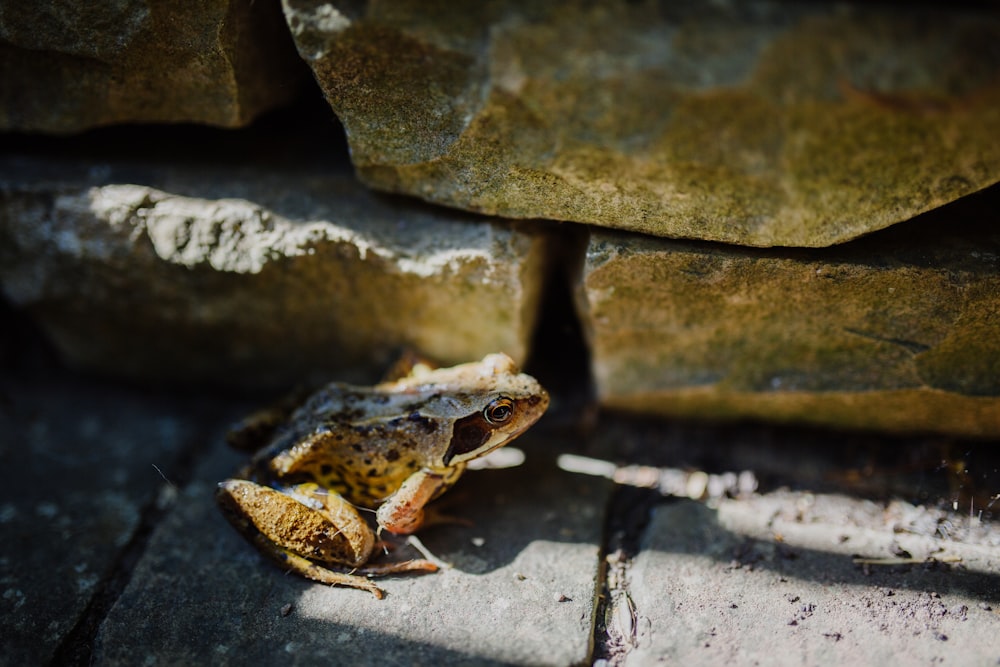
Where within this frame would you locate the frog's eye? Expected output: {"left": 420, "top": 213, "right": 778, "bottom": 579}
{"left": 483, "top": 397, "right": 514, "bottom": 424}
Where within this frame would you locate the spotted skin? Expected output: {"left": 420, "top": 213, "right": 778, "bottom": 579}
{"left": 216, "top": 354, "right": 549, "bottom": 597}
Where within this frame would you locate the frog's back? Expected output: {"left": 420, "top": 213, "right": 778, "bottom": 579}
{"left": 257, "top": 384, "right": 462, "bottom": 508}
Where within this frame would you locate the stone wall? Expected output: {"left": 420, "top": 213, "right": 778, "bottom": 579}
{"left": 2, "top": 0, "right": 999, "bottom": 435}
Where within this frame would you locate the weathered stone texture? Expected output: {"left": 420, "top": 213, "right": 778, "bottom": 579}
{"left": 0, "top": 376, "right": 231, "bottom": 666}
{"left": 0, "top": 0, "right": 306, "bottom": 133}
{"left": 577, "top": 189, "right": 1000, "bottom": 436}
{"left": 0, "top": 157, "right": 547, "bottom": 388}
{"left": 94, "top": 431, "right": 608, "bottom": 666}
{"left": 283, "top": 0, "right": 1000, "bottom": 247}
{"left": 625, "top": 499, "right": 1000, "bottom": 666}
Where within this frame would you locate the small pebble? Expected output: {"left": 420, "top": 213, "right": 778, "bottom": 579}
{"left": 556, "top": 593, "right": 571, "bottom": 602}
{"left": 280, "top": 603, "right": 293, "bottom": 617}
{"left": 471, "top": 537, "right": 485, "bottom": 547}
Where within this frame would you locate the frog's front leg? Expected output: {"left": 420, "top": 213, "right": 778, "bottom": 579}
{"left": 375, "top": 470, "right": 451, "bottom": 534}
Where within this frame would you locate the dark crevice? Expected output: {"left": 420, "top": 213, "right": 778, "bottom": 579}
{"left": 516, "top": 226, "right": 606, "bottom": 664}
{"left": 583, "top": 412, "right": 1000, "bottom": 664}
{"left": 591, "top": 486, "right": 664, "bottom": 665}
{"left": 842, "top": 327, "right": 931, "bottom": 354}
{"left": 523, "top": 225, "right": 594, "bottom": 432}
{"left": 2, "top": 79, "right": 348, "bottom": 170}
{"left": 0, "top": 297, "right": 65, "bottom": 382}
{"left": 48, "top": 410, "right": 216, "bottom": 666}
{"left": 576, "top": 179, "right": 1000, "bottom": 273}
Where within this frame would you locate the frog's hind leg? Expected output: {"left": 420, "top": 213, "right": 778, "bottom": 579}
{"left": 380, "top": 349, "right": 440, "bottom": 382}
{"left": 285, "top": 483, "right": 442, "bottom": 580}
{"left": 216, "top": 480, "right": 436, "bottom": 598}
{"left": 216, "top": 479, "right": 382, "bottom": 595}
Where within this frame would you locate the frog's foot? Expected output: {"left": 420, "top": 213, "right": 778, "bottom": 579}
{"left": 357, "top": 558, "right": 440, "bottom": 577}
{"left": 226, "top": 411, "right": 284, "bottom": 452}
{"left": 277, "top": 549, "right": 387, "bottom": 599}
{"left": 420, "top": 504, "right": 475, "bottom": 529}
{"left": 406, "top": 490, "right": 476, "bottom": 530}
{"left": 405, "top": 534, "right": 453, "bottom": 570}
{"left": 226, "top": 388, "right": 312, "bottom": 452}
{"left": 380, "top": 349, "right": 439, "bottom": 383}
{"left": 372, "top": 535, "right": 450, "bottom": 571}
{"left": 240, "top": 527, "right": 437, "bottom": 600}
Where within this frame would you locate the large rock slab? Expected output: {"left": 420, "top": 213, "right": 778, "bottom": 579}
{"left": 0, "top": 0, "right": 305, "bottom": 132}
{"left": 283, "top": 1, "right": 1000, "bottom": 247}
{"left": 623, "top": 498, "right": 1000, "bottom": 666}
{"left": 0, "top": 156, "right": 547, "bottom": 388}
{"left": 94, "top": 433, "right": 609, "bottom": 666}
{"left": 577, "top": 188, "right": 1000, "bottom": 437}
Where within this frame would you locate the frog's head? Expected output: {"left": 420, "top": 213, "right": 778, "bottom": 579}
{"left": 436, "top": 353, "right": 549, "bottom": 467}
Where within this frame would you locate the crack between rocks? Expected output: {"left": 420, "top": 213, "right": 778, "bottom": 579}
{"left": 48, "top": 420, "right": 212, "bottom": 667}
{"left": 519, "top": 224, "right": 610, "bottom": 666}
{"left": 590, "top": 485, "right": 662, "bottom": 666}
{"left": 588, "top": 511, "right": 612, "bottom": 667}
{"left": 841, "top": 327, "right": 931, "bottom": 355}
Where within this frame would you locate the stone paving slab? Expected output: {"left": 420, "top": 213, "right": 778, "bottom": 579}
{"left": 624, "top": 496, "right": 1000, "bottom": 666}
{"left": 0, "top": 376, "right": 231, "bottom": 667}
{"left": 9, "top": 350, "right": 997, "bottom": 667}
{"left": 94, "top": 431, "right": 610, "bottom": 666}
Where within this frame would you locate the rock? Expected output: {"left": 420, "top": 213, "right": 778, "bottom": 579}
{"left": 576, "top": 187, "right": 1000, "bottom": 437}
{"left": 281, "top": 1, "right": 1000, "bottom": 247}
{"left": 0, "top": 371, "right": 237, "bottom": 666}
{"left": 0, "top": 0, "right": 306, "bottom": 133}
{"left": 93, "top": 430, "right": 609, "bottom": 666}
{"left": 625, "top": 499, "right": 1000, "bottom": 666}
{"left": 0, "top": 156, "right": 547, "bottom": 388}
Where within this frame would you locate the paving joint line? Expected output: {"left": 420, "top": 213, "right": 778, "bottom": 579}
{"left": 591, "top": 485, "right": 663, "bottom": 666}
{"left": 48, "top": 416, "right": 217, "bottom": 666}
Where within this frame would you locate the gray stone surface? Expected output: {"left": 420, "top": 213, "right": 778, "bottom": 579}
{"left": 3, "top": 353, "right": 998, "bottom": 666}
{"left": 0, "top": 155, "right": 548, "bottom": 388}
{"left": 0, "top": 375, "right": 237, "bottom": 666}
{"left": 623, "top": 497, "right": 1000, "bottom": 666}
{"left": 93, "top": 431, "right": 609, "bottom": 666}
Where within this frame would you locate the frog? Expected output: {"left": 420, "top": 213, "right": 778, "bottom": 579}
{"left": 216, "top": 353, "right": 549, "bottom": 598}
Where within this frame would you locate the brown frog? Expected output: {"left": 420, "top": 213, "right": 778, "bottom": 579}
{"left": 216, "top": 353, "right": 549, "bottom": 598}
